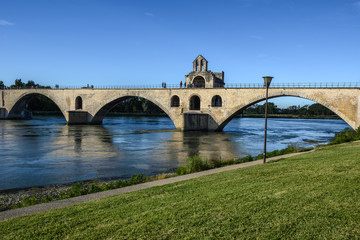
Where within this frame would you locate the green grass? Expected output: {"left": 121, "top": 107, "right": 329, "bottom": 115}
{"left": 1, "top": 141, "right": 360, "bottom": 239}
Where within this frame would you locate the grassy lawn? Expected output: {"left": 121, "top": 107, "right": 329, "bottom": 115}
{"left": 1, "top": 142, "right": 360, "bottom": 239}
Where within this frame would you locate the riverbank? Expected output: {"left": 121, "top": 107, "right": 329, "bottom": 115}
{"left": 1, "top": 141, "right": 359, "bottom": 238}
{"left": 239, "top": 113, "right": 340, "bottom": 119}
{"left": 31, "top": 111, "right": 340, "bottom": 119}
{"left": 0, "top": 145, "right": 312, "bottom": 212}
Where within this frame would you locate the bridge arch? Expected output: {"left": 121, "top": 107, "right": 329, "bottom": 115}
{"left": 7, "top": 92, "right": 67, "bottom": 120}
{"left": 91, "top": 95, "right": 176, "bottom": 126}
{"left": 216, "top": 91, "right": 354, "bottom": 131}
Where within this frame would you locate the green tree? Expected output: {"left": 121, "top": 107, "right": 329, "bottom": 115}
{"left": 0, "top": 81, "right": 5, "bottom": 89}
{"left": 12, "top": 79, "right": 25, "bottom": 88}
{"left": 142, "top": 99, "right": 149, "bottom": 112}
{"left": 25, "top": 80, "right": 36, "bottom": 88}
{"left": 308, "top": 103, "right": 334, "bottom": 116}
{"left": 297, "top": 105, "right": 309, "bottom": 116}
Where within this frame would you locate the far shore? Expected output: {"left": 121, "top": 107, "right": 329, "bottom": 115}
{"left": 31, "top": 111, "right": 341, "bottom": 119}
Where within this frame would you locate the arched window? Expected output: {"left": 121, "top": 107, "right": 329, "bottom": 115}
{"left": 193, "top": 76, "right": 205, "bottom": 88}
{"left": 75, "top": 96, "right": 82, "bottom": 110}
{"left": 200, "top": 59, "right": 204, "bottom": 71}
{"left": 211, "top": 95, "right": 222, "bottom": 107}
{"left": 190, "top": 95, "right": 201, "bottom": 110}
{"left": 171, "top": 95, "right": 180, "bottom": 107}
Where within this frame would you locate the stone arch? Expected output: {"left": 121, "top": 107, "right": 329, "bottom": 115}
{"left": 171, "top": 95, "right": 180, "bottom": 107}
{"left": 193, "top": 76, "right": 205, "bottom": 88}
{"left": 189, "top": 95, "right": 201, "bottom": 110}
{"left": 216, "top": 91, "right": 355, "bottom": 131}
{"left": 75, "top": 96, "right": 83, "bottom": 110}
{"left": 211, "top": 95, "right": 222, "bottom": 107}
{"left": 7, "top": 92, "right": 67, "bottom": 120}
{"left": 91, "top": 95, "right": 175, "bottom": 126}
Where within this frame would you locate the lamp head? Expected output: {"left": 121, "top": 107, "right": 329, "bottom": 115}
{"left": 263, "top": 76, "right": 273, "bottom": 87}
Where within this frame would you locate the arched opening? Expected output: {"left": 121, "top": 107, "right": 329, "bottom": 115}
{"left": 218, "top": 96, "right": 349, "bottom": 131}
{"left": 193, "top": 76, "right": 205, "bottom": 88}
{"left": 190, "top": 95, "right": 201, "bottom": 110}
{"left": 200, "top": 59, "right": 204, "bottom": 71}
{"left": 91, "top": 96, "right": 175, "bottom": 128}
{"left": 212, "top": 95, "right": 222, "bottom": 107}
{"left": 8, "top": 93, "right": 64, "bottom": 120}
{"left": 216, "top": 96, "right": 350, "bottom": 154}
{"left": 75, "top": 96, "right": 83, "bottom": 110}
{"left": 171, "top": 95, "right": 180, "bottom": 107}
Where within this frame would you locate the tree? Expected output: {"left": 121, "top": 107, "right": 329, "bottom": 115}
{"left": 243, "top": 102, "right": 279, "bottom": 114}
{"left": 25, "top": 80, "right": 36, "bottom": 88}
{"left": 0, "top": 81, "right": 5, "bottom": 89}
{"left": 297, "top": 105, "right": 309, "bottom": 116}
{"left": 308, "top": 103, "right": 334, "bottom": 116}
{"left": 11, "top": 79, "right": 25, "bottom": 88}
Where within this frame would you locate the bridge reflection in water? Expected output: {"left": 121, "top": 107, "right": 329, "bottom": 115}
{"left": 0, "top": 116, "right": 350, "bottom": 190}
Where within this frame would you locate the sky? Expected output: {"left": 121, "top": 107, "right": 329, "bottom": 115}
{"left": 1, "top": 0, "right": 360, "bottom": 107}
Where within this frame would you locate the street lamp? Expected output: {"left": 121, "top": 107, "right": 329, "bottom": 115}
{"left": 263, "top": 76, "right": 273, "bottom": 163}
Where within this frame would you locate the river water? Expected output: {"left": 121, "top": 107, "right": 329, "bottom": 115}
{"left": 0, "top": 116, "right": 349, "bottom": 190}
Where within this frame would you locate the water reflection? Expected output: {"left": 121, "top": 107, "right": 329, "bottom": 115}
{"left": 0, "top": 116, "right": 350, "bottom": 190}
{"left": 51, "top": 125, "right": 118, "bottom": 159}
{"left": 167, "top": 132, "right": 241, "bottom": 161}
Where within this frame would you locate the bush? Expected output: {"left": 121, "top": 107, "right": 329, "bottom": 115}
{"left": 329, "top": 127, "right": 360, "bottom": 145}
{"left": 177, "top": 156, "right": 210, "bottom": 175}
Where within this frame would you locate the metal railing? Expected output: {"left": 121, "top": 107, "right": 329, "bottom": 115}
{"left": 57, "top": 82, "right": 360, "bottom": 89}
{"left": 3, "top": 82, "right": 359, "bottom": 90}
{"left": 223, "top": 82, "right": 360, "bottom": 88}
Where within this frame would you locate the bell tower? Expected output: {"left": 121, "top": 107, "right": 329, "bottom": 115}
{"left": 193, "top": 55, "right": 208, "bottom": 72}
{"left": 185, "top": 55, "right": 225, "bottom": 88}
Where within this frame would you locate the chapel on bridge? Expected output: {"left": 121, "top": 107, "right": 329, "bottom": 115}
{"left": 185, "top": 55, "right": 225, "bottom": 88}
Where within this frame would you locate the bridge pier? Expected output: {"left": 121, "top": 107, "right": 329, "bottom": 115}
{"left": 67, "top": 111, "right": 93, "bottom": 125}
{"left": 0, "top": 108, "right": 7, "bottom": 119}
{"left": 183, "top": 113, "right": 220, "bottom": 131}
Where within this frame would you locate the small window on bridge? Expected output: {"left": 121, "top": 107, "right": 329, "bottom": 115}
{"left": 75, "top": 96, "right": 82, "bottom": 110}
{"left": 211, "top": 95, "right": 222, "bottom": 107}
{"left": 171, "top": 95, "right": 180, "bottom": 107}
{"left": 190, "top": 95, "right": 201, "bottom": 110}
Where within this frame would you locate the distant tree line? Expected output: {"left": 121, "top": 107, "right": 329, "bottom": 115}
{"left": 28, "top": 96, "right": 164, "bottom": 114}
{"left": 0, "top": 79, "right": 51, "bottom": 89}
{"left": 109, "top": 97, "right": 164, "bottom": 115}
{"left": 243, "top": 102, "right": 336, "bottom": 116}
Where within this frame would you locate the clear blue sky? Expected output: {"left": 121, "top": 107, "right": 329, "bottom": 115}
{"left": 1, "top": 0, "right": 360, "bottom": 107}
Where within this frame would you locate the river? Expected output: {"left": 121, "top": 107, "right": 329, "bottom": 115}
{"left": 0, "top": 116, "right": 349, "bottom": 190}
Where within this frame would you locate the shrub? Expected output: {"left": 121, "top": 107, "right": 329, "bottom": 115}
{"left": 329, "top": 127, "right": 360, "bottom": 145}
{"left": 176, "top": 156, "right": 210, "bottom": 175}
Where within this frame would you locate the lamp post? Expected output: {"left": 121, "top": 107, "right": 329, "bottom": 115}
{"left": 263, "top": 76, "right": 273, "bottom": 163}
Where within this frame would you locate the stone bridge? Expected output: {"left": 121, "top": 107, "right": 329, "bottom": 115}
{"left": 1, "top": 87, "right": 359, "bottom": 131}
